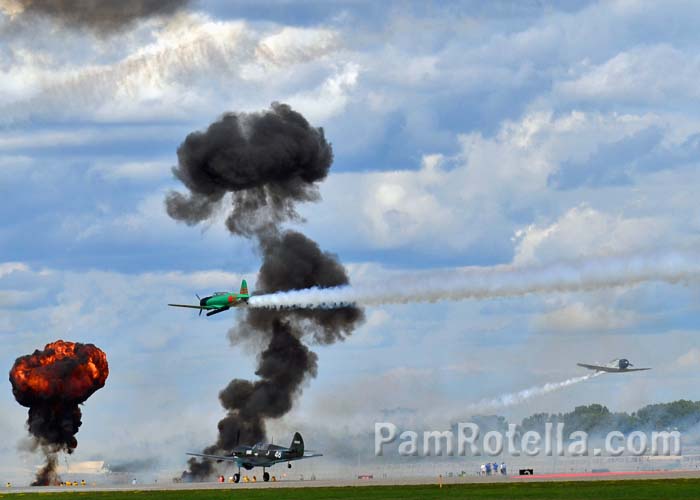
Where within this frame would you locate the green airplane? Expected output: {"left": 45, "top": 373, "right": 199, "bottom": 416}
{"left": 169, "top": 280, "right": 250, "bottom": 317}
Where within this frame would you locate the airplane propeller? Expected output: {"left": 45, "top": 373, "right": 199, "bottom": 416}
{"left": 196, "top": 293, "right": 202, "bottom": 316}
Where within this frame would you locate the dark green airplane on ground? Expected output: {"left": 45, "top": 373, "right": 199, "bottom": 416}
{"left": 186, "top": 432, "right": 322, "bottom": 483}
{"left": 169, "top": 280, "right": 250, "bottom": 316}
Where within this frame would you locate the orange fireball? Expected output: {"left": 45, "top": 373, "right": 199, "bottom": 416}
{"left": 9, "top": 340, "right": 109, "bottom": 406}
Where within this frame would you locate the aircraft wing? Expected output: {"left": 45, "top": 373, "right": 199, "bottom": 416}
{"left": 577, "top": 363, "right": 617, "bottom": 372}
{"left": 186, "top": 452, "right": 239, "bottom": 463}
{"left": 259, "top": 451, "right": 324, "bottom": 466}
{"left": 286, "top": 452, "right": 323, "bottom": 462}
{"left": 577, "top": 363, "right": 650, "bottom": 373}
{"left": 168, "top": 304, "right": 211, "bottom": 310}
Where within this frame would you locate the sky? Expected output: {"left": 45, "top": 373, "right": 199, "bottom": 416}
{"left": 1, "top": 0, "right": 700, "bottom": 482}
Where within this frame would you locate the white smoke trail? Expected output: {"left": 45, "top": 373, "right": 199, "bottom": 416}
{"left": 463, "top": 372, "right": 603, "bottom": 415}
{"left": 248, "top": 251, "right": 700, "bottom": 308}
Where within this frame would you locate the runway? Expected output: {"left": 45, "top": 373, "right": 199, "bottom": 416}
{"left": 4, "top": 469, "right": 700, "bottom": 494}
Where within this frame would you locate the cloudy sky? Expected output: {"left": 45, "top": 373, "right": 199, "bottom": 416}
{"left": 1, "top": 0, "right": 700, "bottom": 480}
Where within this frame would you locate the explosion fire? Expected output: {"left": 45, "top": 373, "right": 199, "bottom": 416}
{"left": 9, "top": 340, "right": 109, "bottom": 486}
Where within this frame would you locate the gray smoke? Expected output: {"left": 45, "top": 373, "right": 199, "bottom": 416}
{"left": 168, "top": 103, "right": 364, "bottom": 480}
{"left": 232, "top": 231, "right": 363, "bottom": 346}
{"left": 217, "top": 319, "right": 318, "bottom": 448}
{"left": 13, "top": 0, "right": 189, "bottom": 32}
{"left": 166, "top": 102, "right": 333, "bottom": 238}
{"left": 106, "top": 457, "right": 160, "bottom": 473}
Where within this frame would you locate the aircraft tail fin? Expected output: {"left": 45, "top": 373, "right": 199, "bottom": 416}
{"left": 239, "top": 279, "right": 249, "bottom": 298}
{"left": 289, "top": 432, "right": 304, "bottom": 456}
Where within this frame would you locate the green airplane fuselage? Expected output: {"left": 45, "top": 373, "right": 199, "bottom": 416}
{"left": 199, "top": 279, "right": 249, "bottom": 311}
{"left": 199, "top": 291, "right": 249, "bottom": 309}
{"left": 168, "top": 279, "right": 250, "bottom": 317}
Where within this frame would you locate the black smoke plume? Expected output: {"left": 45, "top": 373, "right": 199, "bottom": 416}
{"left": 33, "top": 453, "right": 59, "bottom": 487}
{"left": 9, "top": 340, "right": 109, "bottom": 485}
{"left": 167, "top": 103, "right": 363, "bottom": 480}
{"left": 14, "top": 0, "right": 189, "bottom": 32}
{"left": 166, "top": 102, "right": 333, "bottom": 237}
{"left": 218, "top": 319, "right": 318, "bottom": 447}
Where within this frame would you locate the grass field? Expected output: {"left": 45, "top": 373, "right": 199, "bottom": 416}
{"left": 2, "top": 479, "right": 700, "bottom": 500}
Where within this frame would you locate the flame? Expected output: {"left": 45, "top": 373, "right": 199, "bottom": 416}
{"left": 9, "top": 340, "right": 109, "bottom": 406}
{"left": 9, "top": 340, "right": 109, "bottom": 486}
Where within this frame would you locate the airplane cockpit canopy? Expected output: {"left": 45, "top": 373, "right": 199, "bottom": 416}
{"left": 213, "top": 292, "right": 229, "bottom": 296}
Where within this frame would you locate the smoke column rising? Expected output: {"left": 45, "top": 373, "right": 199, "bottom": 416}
{"left": 9, "top": 340, "right": 109, "bottom": 485}
{"left": 248, "top": 251, "right": 700, "bottom": 309}
{"left": 167, "top": 103, "right": 363, "bottom": 480}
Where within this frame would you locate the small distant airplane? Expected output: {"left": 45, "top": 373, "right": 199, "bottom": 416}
{"left": 186, "top": 432, "right": 322, "bottom": 483}
{"left": 168, "top": 280, "right": 250, "bottom": 317}
{"left": 577, "top": 358, "right": 651, "bottom": 373}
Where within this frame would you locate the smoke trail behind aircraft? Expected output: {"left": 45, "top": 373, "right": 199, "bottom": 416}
{"left": 464, "top": 372, "right": 602, "bottom": 415}
{"left": 248, "top": 251, "right": 700, "bottom": 309}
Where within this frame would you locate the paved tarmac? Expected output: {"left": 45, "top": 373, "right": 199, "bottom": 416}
{"left": 4, "top": 469, "right": 700, "bottom": 494}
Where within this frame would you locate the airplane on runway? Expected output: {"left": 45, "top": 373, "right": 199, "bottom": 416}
{"left": 577, "top": 358, "right": 651, "bottom": 373}
{"left": 168, "top": 280, "right": 250, "bottom": 317}
{"left": 187, "top": 432, "right": 321, "bottom": 483}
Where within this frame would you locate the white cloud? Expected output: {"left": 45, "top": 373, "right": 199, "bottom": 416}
{"left": 4, "top": 0, "right": 700, "bottom": 480}
{"left": 0, "top": 261, "right": 28, "bottom": 277}
{"left": 556, "top": 44, "right": 700, "bottom": 104}
{"left": 285, "top": 62, "right": 359, "bottom": 123}
{"left": 531, "top": 301, "right": 640, "bottom": 333}
{"left": 675, "top": 348, "right": 700, "bottom": 368}
{"left": 0, "top": 125, "right": 184, "bottom": 150}
{"left": 309, "top": 109, "right": 696, "bottom": 261}
{"left": 60, "top": 190, "right": 229, "bottom": 245}
{"left": 255, "top": 26, "right": 339, "bottom": 66}
{"left": 90, "top": 160, "right": 170, "bottom": 182}
{"left": 357, "top": 154, "right": 455, "bottom": 248}
{"left": 0, "top": 13, "right": 347, "bottom": 123}
{"left": 513, "top": 205, "right": 667, "bottom": 265}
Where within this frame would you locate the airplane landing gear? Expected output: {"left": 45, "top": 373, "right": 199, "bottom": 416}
{"left": 263, "top": 471, "right": 270, "bottom": 482}
{"left": 288, "top": 462, "right": 292, "bottom": 469}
